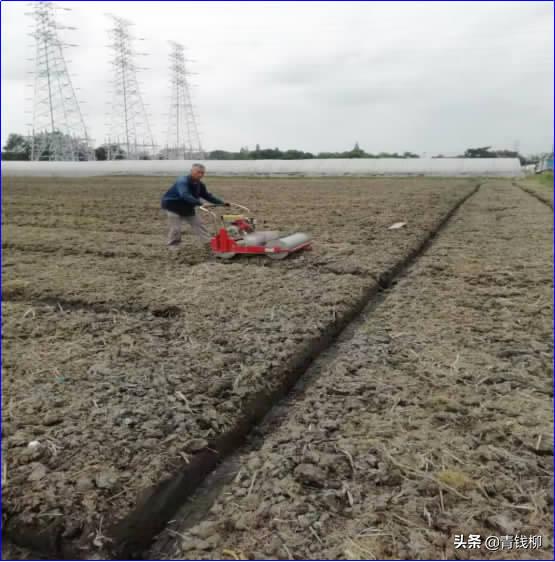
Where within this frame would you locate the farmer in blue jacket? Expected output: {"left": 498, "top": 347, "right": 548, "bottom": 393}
{"left": 161, "top": 164, "right": 228, "bottom": 248}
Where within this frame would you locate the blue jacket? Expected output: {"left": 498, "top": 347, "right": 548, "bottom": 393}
{"left": 161, "top": 175, "right": 224, "bottom": 213}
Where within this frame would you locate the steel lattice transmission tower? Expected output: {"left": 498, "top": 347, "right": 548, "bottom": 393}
{"left": 27, "top": 1, "right": 92, "bottom": 161}
{"left": 106, "top": 15, "right": 156, "bottom": 160}
{"left": 165, "top": 41, "right": 204, "bottom": 160}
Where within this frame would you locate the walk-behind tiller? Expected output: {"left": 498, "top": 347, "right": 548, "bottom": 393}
{"left": 199, "top": 203, "right": 312, "bottom": 260}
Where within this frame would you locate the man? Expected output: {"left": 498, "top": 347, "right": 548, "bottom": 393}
{"left": 161, "top": 163, "right": 227, "bottom": 249}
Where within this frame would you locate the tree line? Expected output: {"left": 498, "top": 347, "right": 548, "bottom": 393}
{"left": 204, "top": 143, "right": 420, "bottom": 160}
{"left": 0, "top": 133, "right": 541, "bottom": 165}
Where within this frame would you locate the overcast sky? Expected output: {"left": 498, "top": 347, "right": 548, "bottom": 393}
{"left": 1, "top": 0, "right": 553, "bottom": 155}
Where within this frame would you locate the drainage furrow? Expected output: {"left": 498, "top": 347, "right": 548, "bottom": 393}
{"left": 100, "top": 183, "right": 481, "bottom": 560}
{"left": 4, "top": 297, "right": 181, "bottom": 320}
{"left": 4, "top": 184, "right": 481, "bottom": 560}
{"left": 513, "top": 180, "right": 554, "bottom": 210}
{"left": 150, "top": 179, "right": 553, "bottom": 561}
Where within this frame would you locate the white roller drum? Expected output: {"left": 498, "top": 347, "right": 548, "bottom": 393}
{"left": 241, "top": 230, "right": 281, "bottom": 246}
{"left": 265, "top": 232, "right": 311, "bottom": 259}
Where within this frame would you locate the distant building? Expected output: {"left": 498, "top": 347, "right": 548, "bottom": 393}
{"left": 536, "top": 153, "right": 554, "bottom": 173}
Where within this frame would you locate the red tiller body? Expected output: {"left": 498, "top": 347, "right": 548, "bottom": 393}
{"left": 201, "top": 202, "right": 312, "bottom": 259}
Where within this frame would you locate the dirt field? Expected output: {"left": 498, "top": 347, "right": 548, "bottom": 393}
{"left": 2, "top": 175, "right": 552, "bottom": 560}
{"left": 149, "top": 180, "right": 553, "bottom": 560}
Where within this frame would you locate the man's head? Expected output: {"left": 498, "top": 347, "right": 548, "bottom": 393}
{"left": 190, "top": 163, "right": 206, "bottom": 181}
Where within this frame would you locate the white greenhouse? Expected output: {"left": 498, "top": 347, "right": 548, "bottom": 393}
{"left": 2, "top": 158, "right": 522, "bottom": 177}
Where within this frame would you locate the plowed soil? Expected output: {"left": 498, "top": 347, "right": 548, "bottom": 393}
{"left": 153, "top": 180, "right": 553, "bottom": 561}
{"left": 2, "top": 176, "right": 551, "bottom": 560}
